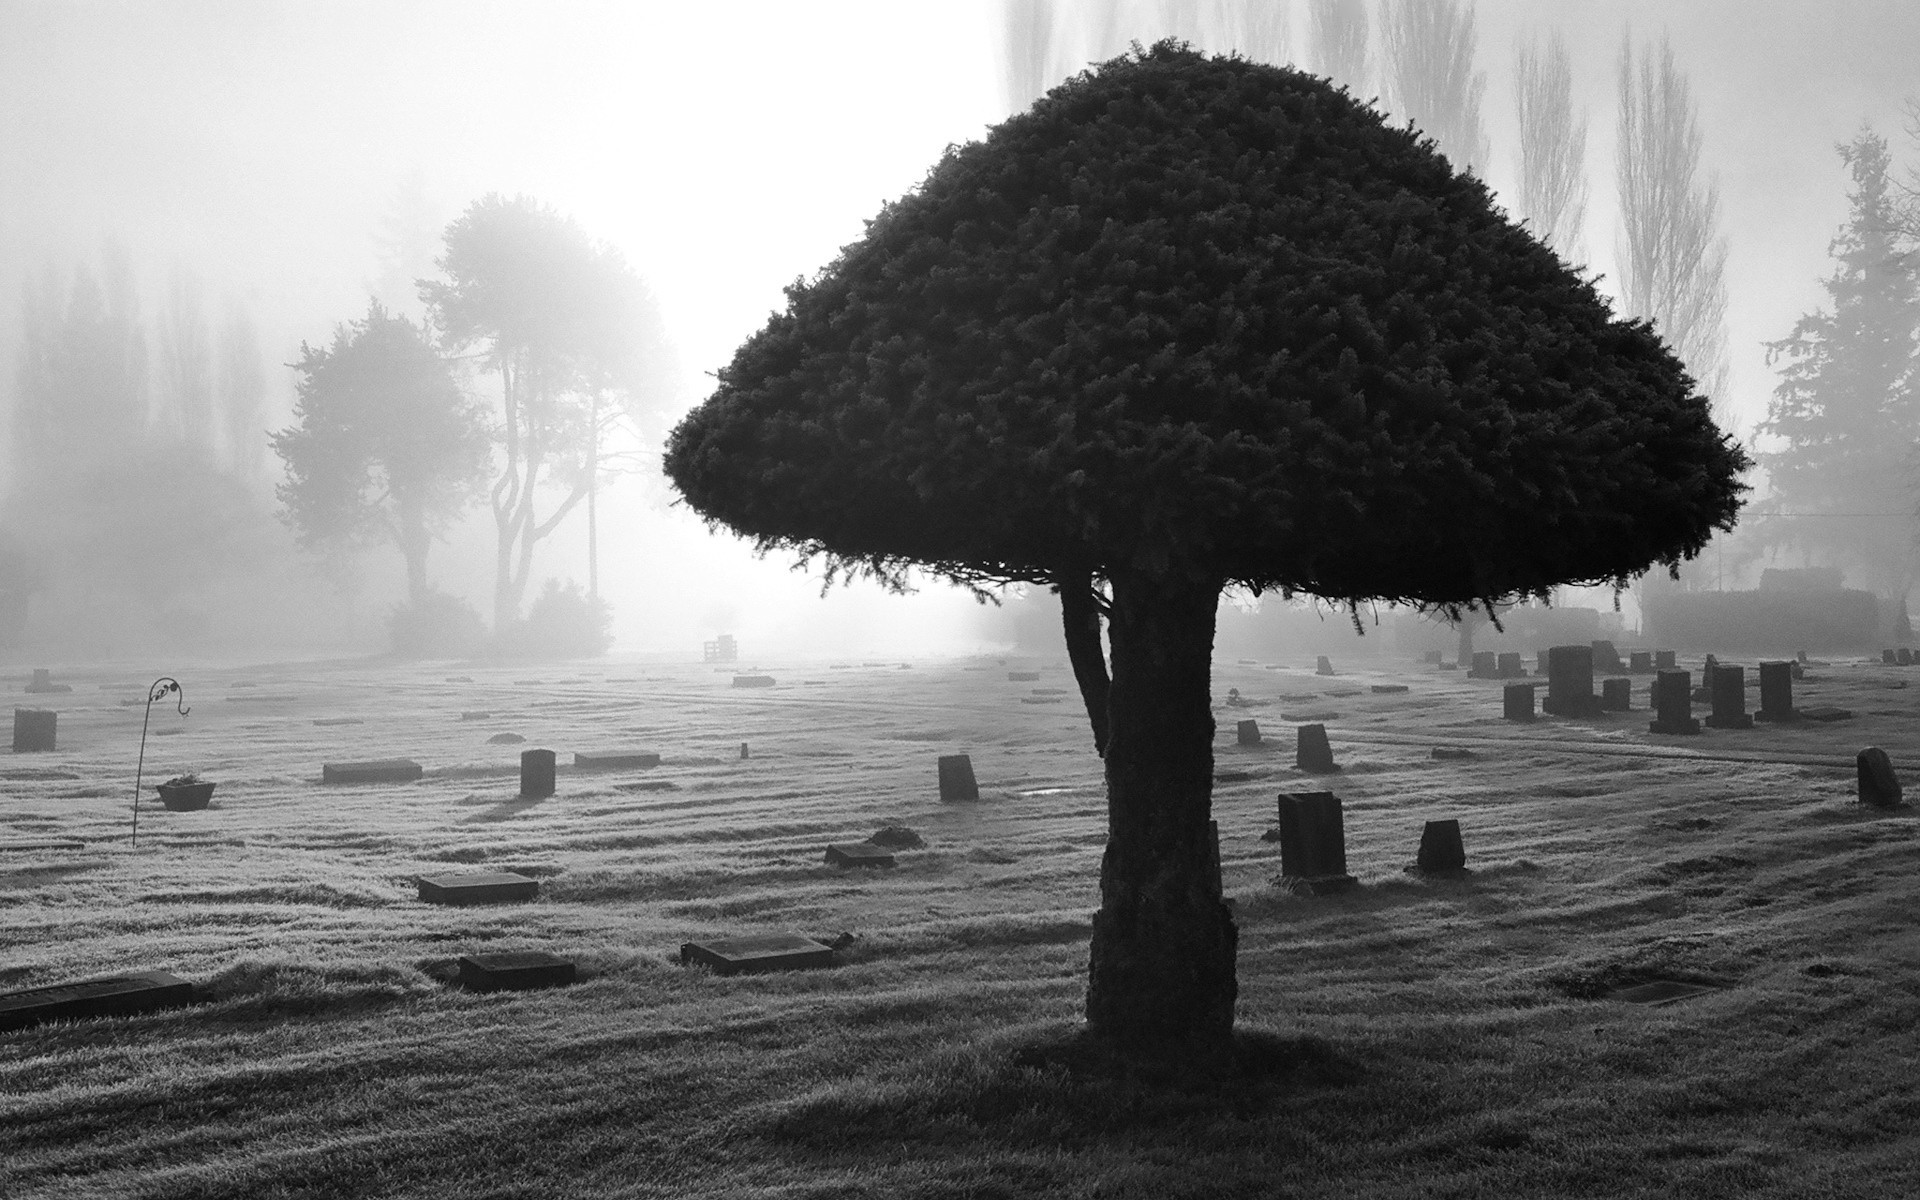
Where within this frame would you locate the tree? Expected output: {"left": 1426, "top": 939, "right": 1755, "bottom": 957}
{"left": 1307, "top": 0, "right": 1369, "bottom": 95}
{"left": 665, "top": 45, "right": 1748, "bottom": 1051}
{"left": 216, "top": 304, "right": 268, "bottom": 482}
{"left": 1379, "top": 0, "right": 1489, "bottom": 177}
{"left": 272, "top": 301, "right": 490, "bottom": 606}
{"left": 1617, "top": 37, "right": 1731, "bottom": 425}
{"left": 14, "top": 247, "right": 147, "bottom": 483}
{"left": 156, "top": 266, "right": 215, "bottom": 450}
{"left": 1002, "top": 0, "right": 1061, "bottom": 113}
{"left": 422, "top": 195, "right": 656, "bottom": 626}
{"left": 1757, "top": 129, "right": 1920, "bottom": 618}
{"left": 1514, "top": 29, "right": 1587, "bottom": 260}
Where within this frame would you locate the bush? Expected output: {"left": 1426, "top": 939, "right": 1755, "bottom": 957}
{"left": 388, "top": 590, "right": 487, "bottom": 658}
{"left": 493, "top": 579, "right": 612, "bottom": 659}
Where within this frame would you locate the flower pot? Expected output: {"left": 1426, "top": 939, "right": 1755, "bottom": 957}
{"left": 156, "top": 782, "right": 215, "bottom": 811}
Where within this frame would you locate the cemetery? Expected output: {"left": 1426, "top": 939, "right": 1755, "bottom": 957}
{"left": 2, "top": 651, "right": 1917, "bottom": 1195}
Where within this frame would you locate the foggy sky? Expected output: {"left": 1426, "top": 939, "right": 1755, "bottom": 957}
{"left": 4, "top": 1, "right": 1917, "bottom": 655}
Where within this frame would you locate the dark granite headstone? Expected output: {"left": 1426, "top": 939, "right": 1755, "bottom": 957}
{"left": 938, "top": 754, "right": 979, "bottom": 801}
{"left": 824, "top": 842, "right": 895, "bottom": 868}
{"left": 1422, "top": 650, "right": 1443, "bottom": 664}
{"left": 1315, "top": 656, "right": 1335, "bottom": 676}
{"left": 1791, "top": 661, "right": 1806, "bottom": 681}
{"left": 1592, "top": 640, "right": 1624, "bottom": 673}
{"left": 1236, "top": 719, "right": 1261, "bottom": 746}
{"left": 417, "top": 871, "right": 538, "bottom": 905}
{"left": 1295, "top": 723, "right": 1337, "bottom": 773}
{"left": 12, "top": 708, "right": 54, "bottom": 753}
{"left": 487, "top": 732, "right": 526, "bottom": 744}
{"left": 322, "top": 758, "right": 423, "bottom": 784}
{"left": 1415, "top": 818, "right": 1466, "bottom": 872}
{"left": 1600, "top": 678, "right": 1632, "bottom": 711}
{"left": 1801, "top": 706, "right": 1854, "bottom": 722}
{"left": 1535, "top": 649, "right": 1549, "bottom": 677}
{"left": 1858, "top": 747, "right": 1902, "bottom": 808}
{"left": 740, "top": 742, "right": 750, "bottom": 760}
{"left": 1274, "top": 791, "right": 1355, "bottom": 893}
{"left": 680, "top": 932, "right": 835, "bottom": 975}
{"left": 1469, "top": 651, "right": 1498, "bottom": 679}
{"left": 1900, "top": 649, "right": 1913, "bottom": 667}
{"left": 1705, "top": 665, "right": 1754, "bottom": 729}
{"left": 1542, "top": 645, "right": 1600, "bottom": 716}
{"left": 157, "top": 781, "right": 214, "bottom": 811}
{"left": 573, "top": 751, "right": 660, "bottom": 770}
{"left": 1754, "top": 661, "right": 1797, "bottom": 722}
{"left": 0, "top": 970, "right": 194, "bottom": 1032}
{"left": 1370, "top": 684, "right": 1409, "bottom": 694}
{"left": 520, "top": 749, "right": 555, "bottom": 799}
{"left": 458, "top": 951, "right": 575, "bottom": 993}
{"left": 1496, "top": 652, "right": 1525, "bottom": 678}
{"left": 1629, "top": 651, "right": 1654, "bottom": 674}
{"left": 1883, "top": 649, "right": 1897, "bottom": 665}
{"left": 1655, "top": 650, "right": 1677, "bottom": 670}
{"left": 1648, "top": 669, "right": 1700, "bottom": 735}
{"left": 1502, "top": 682, "right": 1536, "bottom": 722}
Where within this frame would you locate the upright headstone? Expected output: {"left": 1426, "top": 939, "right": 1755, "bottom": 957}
{"left": 1600, "top": 678, "right": 1632, "bottom": 711}
{"left": 1629, "top": 651, "right": 1654, "bottom": 674}
{"left": 1655, "top": 650, "right": 1677, "bottom": 670}
{"left": 1236, "top": 719, "right": 1261, "bottom": 746}
{"left": 937, "top": 754, "right": 979, "bottom": 801}
{"left": 1592, "top": 640, "right": 1624, "bottom": 673}
{"left": 1796, "top": 650, "right": 1809, "bottom": 664}
{"left": 1858, "top": 747, "right": 1902, "bottom": 808}
{"left": 1422, "top": 650, "right": 1443, "bottom": 664}
{"left": 23, "top": 669, "right": 69, "bottom": 694}
{"left": 1469, "top": 651, "right": 1498, "bottom": 679}
{"left": 1901, "top": 649, "right": 1914, "bottom": 667}
{"left": 1648, "top": 670, "right": 1700, "bottom": 735}
{"left": 1315, "top": 656, "right": 1335, "bottom": 677}
{"left": 12, "top": 708, "right": 54, "bottom": 753}
{"left": 1754, "top": 661, "right": 1797, "bottom": 722}
{"left": 1415, "top": 819, "right": 1466, "bottom": 873}
{"left": 1535, "top": 650, "right": 1550, "bottom": 677}
{"left": 1705, "top": 665, "right": 1754, "bottom": 729}
{"left": 519, "top": 749, "right": 555, "bottom": 799}
{"left": 1274, "top": 791, "right": 1355, "bottom": 893}
{"left": 1542, "top": 645, "right": 1600, "bottom": 717}
{"left": 1295, "top": 724, "right": 1337, "bottom": 773}
{"left": 1791, "top": 661, "right": 1806, "bottom": 681}
{"left": 1496, "top": 651, "right": 1525, "bottom": 679}
{"left": 1502, "top": 682, "right": 1536, "bottom": 723}
{"left": 1883, "top": 649, "right": 1898, "bottom": 665}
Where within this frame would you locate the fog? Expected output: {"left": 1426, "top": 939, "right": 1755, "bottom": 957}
{"left": 3, "top": 1, "right": 1917, "bottom": 662}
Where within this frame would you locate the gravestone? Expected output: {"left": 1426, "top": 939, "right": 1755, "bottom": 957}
{"left": 1592, "top": 640, "right": 1624, "bottom": 673}
{"left": 1422, "top": 650, "right": 1443, "bottom": 664}
{"left": 23, "top": 669, "right": 70, "bottom": 694}
{"left": 1370, "top": 684, "right": 1409, "bottom": 694}
{"left": 1236, "top": 719, "right": 1261, "bottom": 746}
{"left": 1801, "top": 706, "right": 1854, "bottom": 722}
{"left": 1430, "top": 747, "right": 1475, "bottom": 760}
{"left": 1502, "top": 682, "right": 1536, "bottom": 722}
{"left": 1791, "top": 661, "right": 1806, "bottom": 681}
{"left": 1883, "top": 649, "right": 1897, "bottom": 665}
{"left": 1007, "top": 671, "right": 1040, "bottom": 682}
{"left": 313, "top": 717, "right": 363, "bottom": 727}
{"left": 460, "top": 711, "right": 492, "bottom": 721}
{"left": 1542, "top": 645, "right": 1601, "bottom": 717}
{"left": 680, "top": 932, "right": 835, "bottom": 975}
{"left": 1468, "top": 651, "right": 1498, "bottom": 679}
{"left": 487, "top": 733, "right": 526, "bottom": 745}
{"left": 1274, "top": 791, "right": 1355, "bottom": 894}
{"left": 1901, "top": 649, "right": 1913, "bottom": 667}
{"left": 824, "top": 842, "right": 895, "bottom": 868}
{"left": 938, "top": 754, "right": 979, "bottom": 801}
{"left": 1535, "top": 650, "right": 1549, "bottom": 677}
{"left": 1705, "top": 665, "right": 1754, "bottom": 729}
{"left": 740, "top": 742, "right": 750, "bottom": 760}
{"left": 732, "top": 675, "right": 776, "bottom": 688}
{"left": 417, "top": 871, "right": 538, "bottom": 905}
{"left": 1655, "top": 651, "right": 1677, "bottom": 670}
{"left": 0, "top": 970, "right": 194, "bottom": 1033}
{"left": 1692, "top": 655, "right": 1720, "bottom": 703}
{"left": 1600, "top": 678, "right": 1632, "bottom": 711}
{"left": 1855, "top": 746, "right": 1904, "bottom": 808}
{"left": 12, "top": 708, "right": 54, "bottom": 753}
{"left": 1754, "top": 661, "right": 1797, "bottom": 722}
{"left": 1496, "top": 652, "right": 1525, "bottom": 678}
{"left": 1797, "top": 650, "right": 1809, "bottom": 663}
{"left": 322, "top": 758, "right": 423, "bottom": 784}
{"left": 1858, "top": 747, "right": 1902, "bottom": 807}
{"left": 1415, "top": 818, "right": 1466, "bottom": 873}
{"left": 1315, "top": 656, "right": 1335, "bottom": 677}
{"left": 1648, "top": 669, "right": 1701, "bottom": 735}
{"left": 458, "top": 951, "right": 575, "bottom": 993}
{"left": 573, "top": 751, "right": 661, "bottom": 770}
{"left": 520, "top": 749, "right": 555, "bottom": 799}
{"left": 1295, "top": 723, "right": 1337, "bottom": 773}
{"left": 0, "top": 837, "right": 85, "bottom": 852}
{"left": 1629, "top": 651, "right": 1654, "bottom": 674}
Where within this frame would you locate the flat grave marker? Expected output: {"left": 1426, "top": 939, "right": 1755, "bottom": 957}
{"left": 680, "top": 932, "right": 835, "bottom": 975}
{"left": 1007, "top": 671, "right": 1041, "bottom": 682}
{"left": 1, "top": 970, "right": 194, "bottom": 1033}
{"left": 460, "top": 711, "right": 492, "bottom": 721}
{"left": 1430, "top": 747, "right": 1475, "bottom": 760}
{"left": 457, "top": 951, "right": 575, "bottom": 993}
{"left": 487, "top": 732, "right": 526, "bottom": 744}
{"left": 1370, "top": 684, "right": 1410, "bottom": 694}
{"left": 417, "top": 871, "right": 539, "bottom": 906}
{"left": 573, "top": 751, "right": 661, "bottom": 770}
{"left": 322, "top": 758, "right": 423, "bottom": 784}
{"left": 732, "top": 675, "right": 776, "bottom": 688}
{"left": 313, "top": 717, "right": 363, "bottom": 726}
{"left": 1801, "top": 706, "right": 1854, "bottom": 722}
{"left": 824, "top": 842, "right": 896, "bottom": 869}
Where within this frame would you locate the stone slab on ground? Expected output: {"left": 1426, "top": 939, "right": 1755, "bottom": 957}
{"left": 732, "top": 675, "right": 776, "bottom": 688}
{"left": 0, "top": 838, "right": 86, "bottom": 852}
{"left": 573, "top": 751, "right": 661, "bottom": 770}
{"left": 313, "top": 718, "right": 364, "bottom": 726}
{"left": 680, "top": 932, "right": 835, "bottom": 975}
{"left": 322, "top": 759, "right": 423, "bottom": 784}
{"left": 1801, "top": 706, "right": 1854, "bottom": 722}
{"left": 1606, "top": 980, "right": 1721, "bottom": 1006}
{"left": 1370, "top": 684, "right": 1410, "bottom": 694}
{"left": 0, "top": 970, "right": 194, "bottom": 1033}
{"left": 824, "top": 842, "right": 896, "bottom": 869}
{"left": 457, "top": 950, "right": 576, "bottom": 993}
{"left": 417, "top": 871, "right": 539, "bottom": 906}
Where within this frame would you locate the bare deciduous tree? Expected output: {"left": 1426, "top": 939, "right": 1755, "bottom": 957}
{"left": 1308, "top": 0, "right": 1369, "bottom": 93}
{"left": 1616, "top": 36, "right": 1731, "bottom": 426}
{"left": 1002, "top": 0, "right": 1061, "bottom": 112}
{"left": 1215, "top": 0, "right": 1287, "bottom": 64}
{"left": 1378, "top": 0, "right": 1489, "bottom": 176}
{"left": 1514, "top": 29, "right": 1587, "bottom": 259}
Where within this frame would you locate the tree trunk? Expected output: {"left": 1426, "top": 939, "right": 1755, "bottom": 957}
{"left": 1085, "top": 567, "right": 1236, "bottom": 1047}
{"left": 1057, "top": 570, "right": 1111, "bottom": 757}
{"left": 397, "top": 495, "right": 429, "bottom": 608}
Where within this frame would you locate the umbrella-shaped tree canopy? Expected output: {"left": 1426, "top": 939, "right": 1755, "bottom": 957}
{"left": 666, "top": 44, "right": 1747, "bottom": 1050}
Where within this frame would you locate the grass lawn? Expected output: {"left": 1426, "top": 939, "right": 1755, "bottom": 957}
{"left": 2, "top": 651, "right": 1917, "bottom": 1198}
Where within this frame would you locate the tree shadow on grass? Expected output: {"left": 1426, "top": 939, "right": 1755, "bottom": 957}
{"left": 459, "top": 793, "right": 547, "bottom": 823}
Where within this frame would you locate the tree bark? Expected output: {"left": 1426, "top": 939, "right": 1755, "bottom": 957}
{"left": 1057, "top": 570, "right": 1111, "bottom": 757}
{"left": 1084, "top": 566, "right": 1236, "bottom": 1047}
